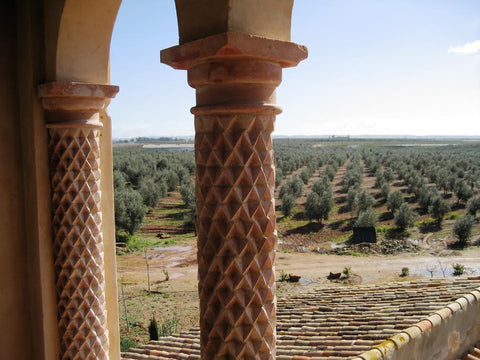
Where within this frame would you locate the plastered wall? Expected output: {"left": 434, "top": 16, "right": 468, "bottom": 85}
{"left": 0, "top": 1, "right": 121, "bottom": 358}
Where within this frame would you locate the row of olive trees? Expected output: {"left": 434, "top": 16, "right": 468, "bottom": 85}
{"left": 363, "top": 145, "right": 480, "bottom": 244}
{"left": 113, "top": 146, "right": 195, "bottom": 239}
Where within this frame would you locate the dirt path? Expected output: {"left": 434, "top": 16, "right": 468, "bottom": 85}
{"left": 275, "top": 249, "right": 480, "bottom": 284}
{"left": 118, "top": 244, "right": 480, "bottom": 298}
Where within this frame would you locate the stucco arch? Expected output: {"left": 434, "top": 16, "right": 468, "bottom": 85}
{"left": 55, "top": 0, "right": 122, "bottom": 83}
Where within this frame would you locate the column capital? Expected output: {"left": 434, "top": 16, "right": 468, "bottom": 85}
{"left": 161, "top": 32, "right": 307, "bottom": 70}
{"left": 162, "top": 33, "right": 307, "bottom": 115}
{"left": 38, "top": 81, "right": 119, "bottom": 126}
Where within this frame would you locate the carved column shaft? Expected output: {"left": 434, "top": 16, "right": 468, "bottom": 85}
{"left": 38, "top": 82, "right": 118, "bottom": 360}
{"left": 162, "top": 33, "right": 307, "bottom": 360}
{"left": 193, "top": 60, "right": 280, "bottom": 360}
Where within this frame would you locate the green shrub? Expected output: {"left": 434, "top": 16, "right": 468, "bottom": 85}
{"left": 400, "top": 267, "right": 409, "bottom": 277}
{"left": 448, "top": 212, "right": 461, "bottom": 220}
{"left": 158, "top": 315, "right": 179, "bottom": 337}
{"left": 376, "top": 224, "right": 393, "bottom": 233}
{"left": 279, "top": 270, "right": 290, "bottom": 282}
{"left": 342, "top": 266, "right": 352, "bottom": 278}
{"left": 415, "top": 217, "right": 435, "bottom": 227}
{"left": 452, "top": 263, "right": 465, "bottom": 276}
{"left": 116, "top": 231, "right": 133, "bottom": 244}
{"left": 120, "top": 336, "right": 138, "bottom": 352}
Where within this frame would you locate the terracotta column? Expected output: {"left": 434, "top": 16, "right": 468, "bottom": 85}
{"left": 38, "top": 82, "right": 118, "bottom": 360}
{"left": 162, "top": 33, "right": 306, "bottom": 359}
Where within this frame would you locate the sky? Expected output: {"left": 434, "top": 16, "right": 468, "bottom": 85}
{"left": 109, "top": 0, "right": 480, "bottom": 138}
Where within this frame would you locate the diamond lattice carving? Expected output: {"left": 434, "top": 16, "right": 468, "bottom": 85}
{"left": 195, "top": 113, "right": 277, "bottom": 360}
{"left": 49, "top": 126, "right": 109, "bottom": 360}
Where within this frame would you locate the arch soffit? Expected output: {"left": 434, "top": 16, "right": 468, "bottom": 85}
{"left": 55, "top": 0, "right": 122, "bottom": 83}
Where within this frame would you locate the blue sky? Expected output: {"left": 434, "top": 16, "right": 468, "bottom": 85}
{"left": 109, "top": 1, "right": 480, "bottom": 138}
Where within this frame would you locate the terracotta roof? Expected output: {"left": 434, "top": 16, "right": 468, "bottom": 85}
{"left": 122, "top": 278, "right": 480, "bottom": 360}
{"left": 464, "top": 345, "right": 480, "bottom": 360}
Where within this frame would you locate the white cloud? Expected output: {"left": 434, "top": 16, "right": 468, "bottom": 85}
{"left": 448, "top": 40, "right": 480, "bottom": 54}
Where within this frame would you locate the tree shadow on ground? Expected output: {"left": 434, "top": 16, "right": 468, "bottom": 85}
{"left": 378, "top": 211, "right": 393, "bottom": 221}
{"left": 341, "top": 218, "right": 356, "bottom": 232}
{"left": 335, "top": 195, "right": 346, "bottom": 203}
{"left": 451, "top": 202, "right": 465, "bottom": 212}
{"left": 292, "top": 211, "right": 306, "bottom": 221}
{"left": 328, "top": 219, "right": 344, "bottom": 230}
{"left": 405, "top": 196, "right": 416, "bottom": 204}
{"left": 373, "top": 202, "right": 383, "bottom": 208}
{"left": 384, "top": 228, "right": 409, "bottom": 240}
{"left": 283, "top": 222, "right": 324, "bottom": 236}
{"left": 419, "top": 221, "right": 441, "bottom": 233}
{"left": 163, "top": 202, "right": 187, "bottom": 210}
{"left": 164, "top": 211, "right": 187, "bottom": 221}
{"left": 448, "top": 239, "right": 468, "bottom": 250}
{"left": 338, "top": 205, "right": 350, "bottom": 214}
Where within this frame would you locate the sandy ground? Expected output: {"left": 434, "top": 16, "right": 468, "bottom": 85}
{"left": 118, "top": 244, "right": 480, "bottom": 288}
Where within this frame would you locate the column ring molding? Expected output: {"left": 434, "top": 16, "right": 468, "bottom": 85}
{"left": 191, "top": 103, "right": 282, "bottom": 116}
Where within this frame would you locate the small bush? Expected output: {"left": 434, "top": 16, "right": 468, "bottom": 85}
{"left": 452, "top": 263, "right": 465, "bottom": 276}
{"left": 400, "top": 267, "right": 409, "bottom": 277}
{"left": 415, "top": 217, "right": 436, "bottom": 228}
{"left": 163, "top": 269, "right": 169, "bottom": 281}
{"left": 279, "top": 270, "right": 290, "bottom": 282}
{"left": 120, "top": 336, "right": 138, "bottom": 352}
{"left": 116, "top": 231, "right": 133, "bottom": 244}
{"left": 342, "top": 266, "right": 352, "bottom": 278}
{"left": 448, "top": 212, "right": 461, "bottom": 220}
{"left": 158, "top": 315, "right": 179, "bottom": 337}
{"left": 376, "top": 224, "right": 393, "bottom": 233}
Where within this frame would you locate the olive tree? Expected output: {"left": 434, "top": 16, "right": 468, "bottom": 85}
{"left": 467, "top": 196, "right": 480, "bottom": 217}
{"left": 305, "top": 191, "right": 333, "bottom": 223}
{"left": 429, "top": 196, "right": 451, "bottom": 225}
{"left": 357, "top": 190, "right": 375, "bottom": 214}
{"left": 114, "top": 187, "right": 147, "bottom": 236}
{"left": 394, "top": 203, "right": 417, "bottom": 231}
{"left": 355, "top": 208, "right": 378, "bottom": 227}
{"left": 280, "top": 193, "right": 296, "bottom": 217}
{"left": 453, "top": 215, "right": 475, "bottom": 247}
{"left": 387, "top": 190, "right": 404, "bottom": 215}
